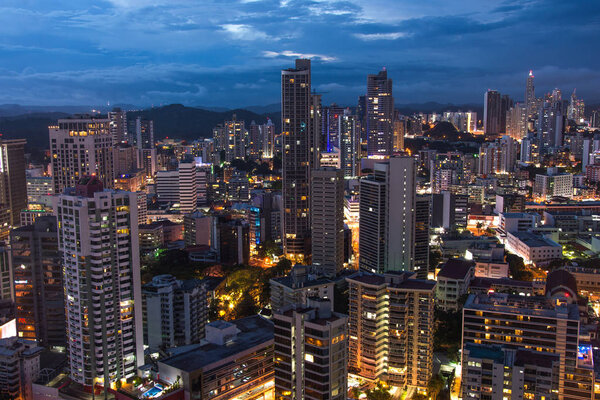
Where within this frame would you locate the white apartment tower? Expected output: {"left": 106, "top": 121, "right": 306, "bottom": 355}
{"left": 55, "top": 176, "right": 143, "bottom": 388}
{"left": 359, "top": 156, "right": 417, "bottom": 273}
{"left": 50, "top": 117, "right": 114, "bottom": 194}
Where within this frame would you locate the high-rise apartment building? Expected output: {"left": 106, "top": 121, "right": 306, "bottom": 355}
{"left": 142, "top": 274, "right": 207, "bottom": 350}
{"left": 10, "top": 216, "right": 65, "bottom": 348}
{"left": 108, "top": 108, "right": 127, "bottom": 144}
{"left": 414, "top": 195, "right": 431, "bottom": 277}
{"left": 506, "top": 103, "right": 528, "bottom": 139}
{"left": 55, "top": 176, "right": 143, "bottom": 387}
{"left": 359, "top": 156, "right": 417, "bottom": 273}
{"left": 367, "top": 69, "right": 394, "bottom": 156}
{"left": 134, "top": 117, "right": 157, "bottom": 178}
{"left": 49, "top": 117, "right": 114, "bottom": 193}
{"left": 273, "top": 298, "right": 348, "bottom": 400}
{"left": 534, "top": 167, "right": 573, "bottom": 199}
{"left": 484, "top": 90, "right": 511, "bottom": 138}
{"left": 538, "top": 102, "right": 565, "bottom": 149}
{"left": 311, "top": 167, "right": 344, "bottom": 277}
{"left": 340, "top": 110, "right": 360, "bottom": 178}
{"left": 347, "top": 271, "right": 436, "bottom": 393}
{"left": 248, "top": 119, "right": 276, "bottom": 160}
{"left": 0, "top": 246, "right": 11, "bottom": 300}
{"left": 155, "top": 161, "right": 199, "bottom": 213}
{"left": 281, "top": 59, "right": 319, "bottom": 261}
{"left": 0, "top": 138, "right": 27, "bottom": 240}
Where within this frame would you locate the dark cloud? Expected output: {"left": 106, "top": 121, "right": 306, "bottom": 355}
{"left": 0, "top": 0, "right": 599, "bottom": 107}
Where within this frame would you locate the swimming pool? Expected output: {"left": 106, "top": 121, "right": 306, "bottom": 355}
{"left": 142, "top": 386, "right": 163, "bottom": 399}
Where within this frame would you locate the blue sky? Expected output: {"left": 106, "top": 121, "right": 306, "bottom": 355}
{"left": 1, "top": 0, "right": 599, "bottom": 107}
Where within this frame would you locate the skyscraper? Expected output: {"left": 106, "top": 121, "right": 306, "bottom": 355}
{"left": 0, "top": 138, "right": 27, "bottom": 240}
{"left": 340, "top": 110, "right": 360, "bottom": 178}
{"left": 273, "top": 298, "right": 348, "bottom": 400}
{"left": 49, "top": 117, "right": 114, "bottom": 194}
{"left": 108, "top": 108, "right": 127, "bottom": 144}
{"left": 10, "top": 216, "right": 65, "bottom": 347}
{"left": 311, "top": 167, "right": 344, "bottom": 277}
{"left": 281, "top": 59, "right": 318, "bottom": 261}
{"left": 367, "top": 69, "right": 394, "bottom": 156}
{"left": 525, "top": 70, "right": 536, "bottom": 119}
{"left": 484, "top": 90, "right": 511, "bottom": 138}
{"left": 414, "top": 195, "right": 431, "bottom": 277}
{"left": 134, "top": 117, "right": 157, "bottom": 178}
{"left": 55, "top": 176, "right": 143, "bottom": 387}
{"left": 359, "top": 156, "right": 417, "bottom": 273}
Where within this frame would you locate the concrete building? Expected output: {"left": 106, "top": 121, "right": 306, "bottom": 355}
{"left": 270, "top": 265, "right": 335, "bottom": 312}
{"left": 534, "top": 168, "right": 573, "bottom": 200}
{"left": 158, "top": 316, "right": 274, "bottom": 400}
{"left": 183, "top": 212, "right": 212, "bottom": 247}
{"left": 10, "top": 216, "right": 65, "bottom": 348}
{"left": 0, "top": 246, "right": 10, "bottom": 301}
{"left": 214, "top": 216, "right": 250, "bottom": 265}
{"left": 0, "top": 138, "right": 27, "bottom": 240}
{"left": 506, "top": 231, "right": 562, "bottom": 266}
{"left": 281, "top": 59, "right": 320, "bottom": 262}
{"left": 497, "top": 212, "right": 540, "bottom": 236}
{"left": 347, "top": 271, "right": 436, "bottom": 393}
{"left": 366, "top": 69, "right": 394, "bottom": 156}
{"left": 26, "top": 176, "right": 54, "bottom": 209}
{"left": 436, "top": 258, "right": 475, "bottom": 311}
{"left": 142, "top": 275, "right": 207, "bottom": 350}
{"left": 359, "top": 156, "right": 417, "bottom": 273}
{"left": 311, "top": 167, "right": 344, "bottom": 276}
{"left": 54, "top": 176, "right": 143, "bottom": 387}
{"left": 462, "top": 288, "right": 595, "bottom": 400}
{"left": 155, "top": 161, "right": 201, "bottom": 213}
{"left": 0, "top": 337, "right": 43, "bottom": 400}
{"left": 273, "top": 298, "right": 348, "bottom": 400}
{"left": 49, "top": 117, "right": 113, "bottom": 193}
{"left": 462, "top": 344, "right": 560, "bottom": 400}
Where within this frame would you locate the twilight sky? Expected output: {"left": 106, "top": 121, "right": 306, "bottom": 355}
{"left": 1, "top": 0, "right": 599, "bottom": 108}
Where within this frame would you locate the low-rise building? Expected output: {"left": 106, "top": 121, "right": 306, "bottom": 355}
{"left": 158, "top": 316, "right": 274, "bottom": 400}
{"left": 436, "top": 258, "right": 475, "bottom": 311}
{"left": 506, "top": 231, "right": 562, "bottom": 266}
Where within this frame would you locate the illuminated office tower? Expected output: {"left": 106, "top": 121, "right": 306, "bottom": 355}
{"left": 359, "top": 156, "right": 417, "bottom": 273}
{"left": 0, "top": 138, "right": 27, "bottom": 240}
{"left": 311, "top": 167, "right": 344, "bottom": 277}
{"left": 55, "top": 176, "right": 143, "bottom": 388}
{"left": 10, "top": 216, "right": 65, "bottom": 347}
{"left": 50, "top": 117, "right": 114, "bottom": 193}
{"left": 273, "top": 298, "right": 347, "bottom": 400}
{"left": 281, "top": 59, "right": 319, "bottom": 261}
{"left": 367, "top": 69, "right": 394, "bottom": 156}
{"left": 108, "top": 108, "right": 127, "bottom": 144}
{"left": 392, "top": 111, "right": 406, "bottom": 152}
{"left": 321, "top": 103, "right": 346, "bottom": 152}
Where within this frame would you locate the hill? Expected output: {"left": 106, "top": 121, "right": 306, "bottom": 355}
{"left": 0, "top": 104, "right": 280, "bottom": 149}
{"left": 128, "top": 104, "right": 280, "bottom": 141}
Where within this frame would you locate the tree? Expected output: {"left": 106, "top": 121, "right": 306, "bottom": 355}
{"left": 234, "top": 292, "right": 259, "bottom": 319}
{"left": 365, "top": 383, "right": 392, "bottom": 400}
{"left": 506, "top": 253, "right": 533, "bottom": 281}
{"left": 427, "top": 374, "right": 445, "bottom": 400}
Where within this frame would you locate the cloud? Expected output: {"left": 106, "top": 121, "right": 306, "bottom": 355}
{"left": 221, "top": 24, "right": 270, "bottom": 40}
{"left": 354, "top": 32, "right": 409, "bottom": 41}
{"left": 263, "top": 50, "right": 337, "bottom": 62}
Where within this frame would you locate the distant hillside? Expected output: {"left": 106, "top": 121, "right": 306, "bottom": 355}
{"left": 128, "top": 104, "right": 280, "bottom": 141}
{"left": 0, "top": 104, "right": 280, "bottom": 149}
{"left": 0, "top": 112, "right": 70, "bottom": 149}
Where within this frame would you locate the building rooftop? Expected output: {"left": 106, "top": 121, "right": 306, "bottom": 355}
{"left": 465, "top": 343, "right": 505, "bottom": 362}
{"left": 464, "top": 293, "right": 579, "bottom": 320}
{"left": 159, "top": 315, "right": 273, "bottom": 373}
{"left": 437, "top": 258, "right": 474, "bottom": 280}
{"left": 347, "top": 271, "right": 436, "bottom": 291}
{"left": 502, "top": 212, "right": 536, "bottom": 219}
{"left": 510, "top": 231, "right": 561, "bottom": 248}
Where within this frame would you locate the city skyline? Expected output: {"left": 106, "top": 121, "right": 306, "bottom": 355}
{"left": 1, "top": 0, "right": 600, "bottom": 107}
